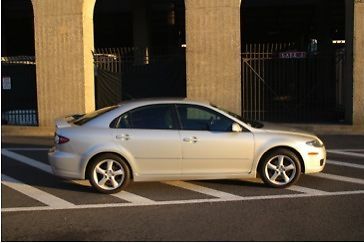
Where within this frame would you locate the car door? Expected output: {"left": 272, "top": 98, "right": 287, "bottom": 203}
{"left": 111, "top": 104, "right": 182, "bottom": 177}
{"left": 176, "top": 104, "right": 254, "bottom": 175}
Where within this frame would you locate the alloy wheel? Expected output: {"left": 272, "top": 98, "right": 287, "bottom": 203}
{"left": 264, "top": 155, "right": 297, "bottom": 186}
{"left": 92, "top": 159, "right": 125, "bottom": 190}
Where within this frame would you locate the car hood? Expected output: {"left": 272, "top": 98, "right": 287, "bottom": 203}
{"left": 258, "top": 122, "right": 317, "bottom": 139}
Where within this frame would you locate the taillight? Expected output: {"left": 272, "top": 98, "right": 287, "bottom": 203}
{"left": 55, "top": 134, "right": 70, "bottom": 144}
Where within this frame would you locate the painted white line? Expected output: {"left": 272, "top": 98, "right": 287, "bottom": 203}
{"left": 1, "top": 174, "right": 75, "bottom": 208}
{"left": 71, "top": 180, "right": 156, "bottom": 204}
{"left": 5, "top": 148, "right": 50, "bottom": 151}
{"left": 312, "top": 173, "right": 364, "bottom": 185}
{"left": 163, "top": 181, "right": 244, "bottom": 199}
{"left": 2, "top": 150, "right": 157, "bottom": 205}
{"left": 288, "top": 185, "right": 329, "bottom": 195}
{"left": 113, "top": 191, "right": 156, "bottom": 204}
{"left": 329, "top": 149, "right": 364, "bottom": 152}
{"left": 3, "top": 190, "right": 364, "bottom": 213}
{"left": 1, "top": 149, "right": 52, "bottom": 174}
{"left": 327, "top": 150, "right": 364, "bottom": 158}
{"left": 326, "top": 160, "right": 364, "bottom": 169}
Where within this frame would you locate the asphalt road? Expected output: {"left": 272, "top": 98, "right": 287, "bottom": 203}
{"left": 1, "top": 135, "right": 364, "bottom": 241}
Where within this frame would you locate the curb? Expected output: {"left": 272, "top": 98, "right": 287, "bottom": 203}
{"left": 1, "top": 125, "right": 55, "bottom": 137}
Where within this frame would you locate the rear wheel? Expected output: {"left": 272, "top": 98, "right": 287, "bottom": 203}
{"left": 88, "top": 153, "right": 130, "bottom": 194}
{"left": 259, "top": 149, "right": 301, "bottom": 188}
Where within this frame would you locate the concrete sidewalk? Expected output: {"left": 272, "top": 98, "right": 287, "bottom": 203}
{"left": 2, "top": 123, "right": 364, "bottom": 138}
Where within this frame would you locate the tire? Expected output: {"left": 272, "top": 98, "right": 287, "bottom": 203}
{"left": 259, "top": 149, "right": 301, "bottom": 188}
{"left": 88, "top": 153, "right": 131, "bottom": 194}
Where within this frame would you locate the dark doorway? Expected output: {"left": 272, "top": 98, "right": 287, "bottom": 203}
{"left": 1, "top": 0, "right": 38, "bottom": 125}
{"left": 93, "top": 0, "right": 186, "bottom": 109}
{"left": 240, "top": 0, "right": 350, "bottom": 123}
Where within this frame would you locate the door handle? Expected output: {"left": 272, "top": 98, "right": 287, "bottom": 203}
{"left": 116, "top": 134, "right": 130, "bottom": 141}
{"left": 183, "top": 136, "right": 198, "bottom": 143}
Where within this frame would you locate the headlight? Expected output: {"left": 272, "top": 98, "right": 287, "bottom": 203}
{"left": 306, "top": 139, "right": 324, "bottom": 147}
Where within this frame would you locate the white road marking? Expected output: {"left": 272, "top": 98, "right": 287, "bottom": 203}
{"left": 5, "top": 148, "right": 50, "bottom": 151}
{"left": 312, "top": 173, "right": 364, "bottom": 185}
{"left": 329, "top": 149, "right": 364, "bottom": 152}
{"left": 113, "top": 191, "right": 156, "bottom": 204}
{"left": 327, "top": 150, "right": 364, "bottom": 158}
{"left": 1, "top": 149, "right": 52, "bottom": 174}
{"left": 2, "top": 149, "right": 157, "bottom": 204}
{"left": 163, "top": 181, "right": 244, "bottom": 199}
{"left": 326, "top": 160, "right": 364, "bottom": 169}
{"left": 1, "top": 174, "right": 75, "bottom": 208}
{"left": 3, "top": 190, "right": 364, "bottom": 213}
{"left": 2, "top": 149, "right": 364, "bottom": 212}
{"left": 288, "top": 185, "right": 329, "bottom": 195}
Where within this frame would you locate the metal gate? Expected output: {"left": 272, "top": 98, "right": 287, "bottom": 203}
{"left": 1, "top": 56, "right": 38, "bottom": 126}
{"left": 93, "top": 47, "right": 186, "bottom": 109}
{"left": 241, "top": 43, "right": 345, "bottom": 123}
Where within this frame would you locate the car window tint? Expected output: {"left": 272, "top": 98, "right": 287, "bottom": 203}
{"left": 130, "top": 105, "right": 177, "bottom": 130}
{"left": 110, "top": 112, "right": 132, "bottom": 129}
{"left": 74, "top": 105, "right": 118, "bottom": 126}
{"left": 177, "top": 105, "right": 233, "bottom": 132}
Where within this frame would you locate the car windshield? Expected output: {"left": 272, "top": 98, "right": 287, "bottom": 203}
{"left": 73, "top": 105, "right": 119, "bottom": 126}
{"left": 212, "top": 104, "right": 264, "bottom": 129}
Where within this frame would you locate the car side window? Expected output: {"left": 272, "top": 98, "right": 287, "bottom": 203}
{"left": 111, "top": 105, "right": 178, "bottom": 130}
{"left": 176, "top": 105, "right": 234, "bottom": 132}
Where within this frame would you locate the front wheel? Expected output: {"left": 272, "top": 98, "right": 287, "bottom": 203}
{"left": 88, "top": 154, "right": 131, "bottom": 194}
{"left": 259, "top": 149, "right": 301, "bottom": 188}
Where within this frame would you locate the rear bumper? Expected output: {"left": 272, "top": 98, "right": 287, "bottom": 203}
{"left": 48, "top": 147, "right": 84, "bottom": 179}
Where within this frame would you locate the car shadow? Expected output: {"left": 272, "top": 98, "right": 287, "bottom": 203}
{"left": 193, "top": 179, "right": 269, "bottom": 188}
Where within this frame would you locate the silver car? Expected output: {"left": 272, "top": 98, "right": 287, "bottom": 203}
{"left": 49, "top": 98, "right": 326, "bottom": 194}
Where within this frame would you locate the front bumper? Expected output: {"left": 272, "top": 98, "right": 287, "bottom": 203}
{"left": 48, "top": 147, "right": 84, "bottom": 179}
{"left": 302, "top": 146, "right": 326, "bottom": 174}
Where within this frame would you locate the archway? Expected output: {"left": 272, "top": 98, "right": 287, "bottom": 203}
{"left": 1, "top": 0, "right": 38, "bottom": 125}
{"left": 93, "top": 0, "right": 186, "bottom": 109}
{"left": 240, "top": 0, "right": 348, "bottom": 123}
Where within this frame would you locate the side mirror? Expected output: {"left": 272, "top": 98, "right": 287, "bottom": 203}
{"left": 232, "top": 123, "right": 243, "bottom": 133}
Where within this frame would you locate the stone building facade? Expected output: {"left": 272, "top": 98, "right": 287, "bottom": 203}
{"left": 4, "top": 0, "right": 364, "bottom": 126}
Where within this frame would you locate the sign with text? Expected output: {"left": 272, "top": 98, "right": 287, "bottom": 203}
{"left": 2, "top": 76, "right": 11, "bottom": 90}
{"left": 278, "top": 51, "right": 306, "bottom": 59}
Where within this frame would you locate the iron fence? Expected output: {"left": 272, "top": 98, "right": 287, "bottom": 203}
{"left": 241, "top": 43, "right": 345, "bottom": 123}
{"left": 2, "top": 56, "right": 38, "bottom": 126}
{"left": 93, "top": 47, "right": 186, "bottom": 109}
{"left": 1, "top": 109, "right": 37, "bottom": 126}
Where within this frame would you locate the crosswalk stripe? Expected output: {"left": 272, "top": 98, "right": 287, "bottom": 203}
{"left": 326, "top": 160, "right": 364, "bottom": 169}
{"left": 288, "top": 185, "right": 329, "bottom": 195}
{"left": 327, "top": 150, "right": 364, "bottom": 158}
{"left": 113, "top": 191, "right": 156, "bottom": 204}
{"left": 312, "top": 173, "right": 364, "bottom": 185}
{"left": 1, "top": 174, "right": 74, "bottom": 208}
{"left": 1, "top": 149, "right": 52, "bottom": 174}
{"left": 3, "top": 190, "right": 364, "bottom": 213}
{"left": 163, "top": 181, "right": 244, "bottom": 199}
{"left": 2, "top": 149, "right": 157, "bottom": 204}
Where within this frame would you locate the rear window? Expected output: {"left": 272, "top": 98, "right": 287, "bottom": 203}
{"left": 73, "top": 106, "right": 118, "bottom": 126}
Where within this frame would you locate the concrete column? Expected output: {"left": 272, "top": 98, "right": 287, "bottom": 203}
{"left": 185, "top": 0, "right": 242, "bottom": 115}
{"left": 32, "top": 0, "right": 96, "bottom": 127}
{"left": 353, "top": 0, "right": 364, "bottom": 125}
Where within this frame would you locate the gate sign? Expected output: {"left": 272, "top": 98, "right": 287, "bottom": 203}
{"left": 2, "top": 76, "right": 11, "bottom": 90}
{"left": 279, "top": 51, "right": 306, "bottom": 59}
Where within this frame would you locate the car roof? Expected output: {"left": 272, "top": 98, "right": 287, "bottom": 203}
{"left": 117, "top": 98, "right": 211, "bottom": 107}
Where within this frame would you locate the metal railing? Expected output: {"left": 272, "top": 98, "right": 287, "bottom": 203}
{"left": 1, "top": 110, "right": 38, "bottom": 126}
{"left": 241, "top": 43, "right": 345, "bottom": 123}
